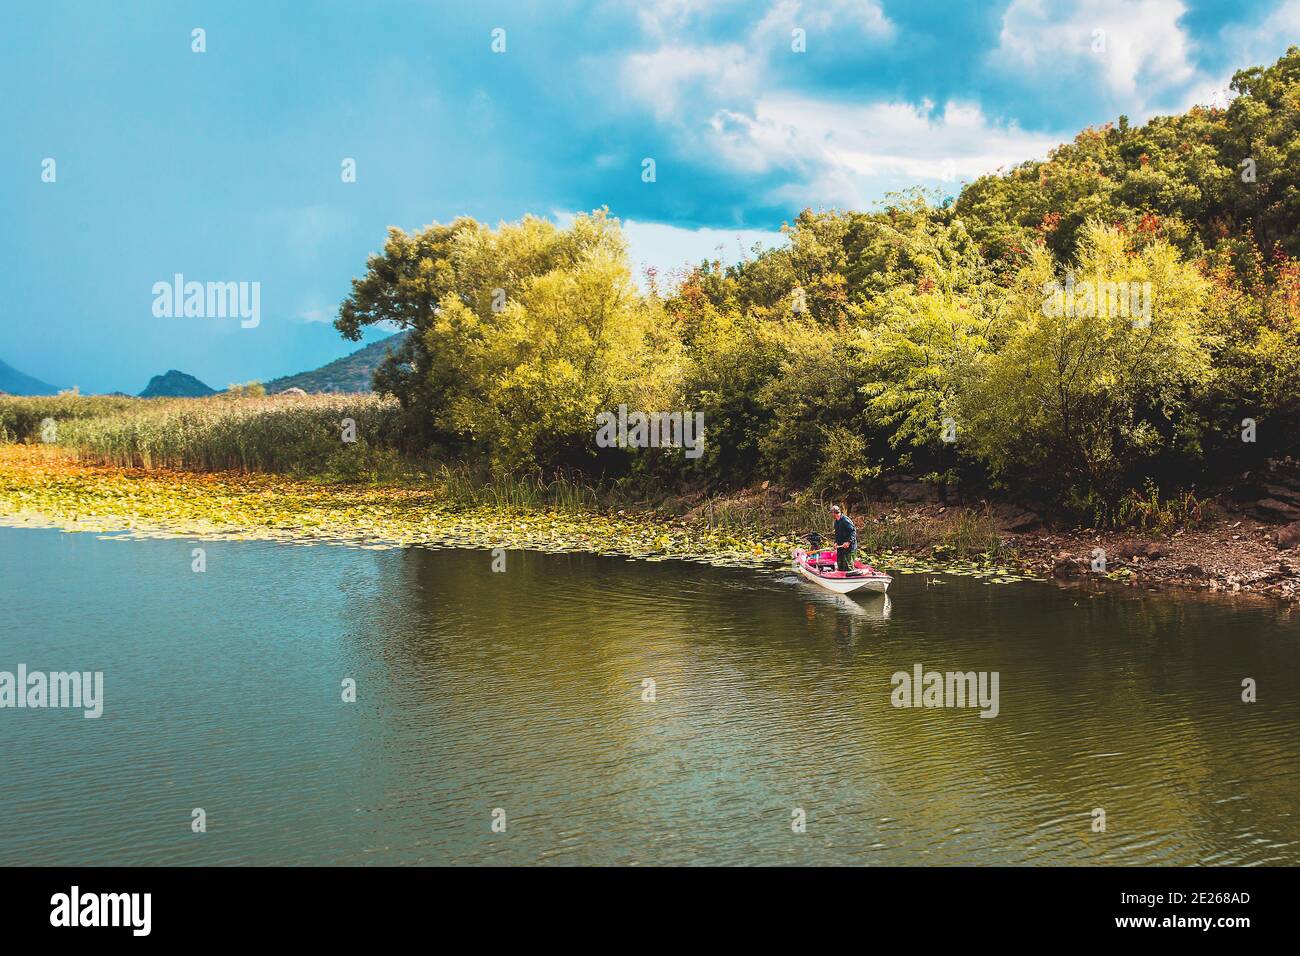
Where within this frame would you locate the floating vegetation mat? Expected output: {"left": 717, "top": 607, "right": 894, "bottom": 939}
{"left": 0, "top": 445, "right": 1038, "bottom": 582}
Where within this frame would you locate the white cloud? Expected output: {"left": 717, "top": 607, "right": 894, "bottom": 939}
{"left": 993, "top": 0, "right": 1196, "bottom": 103}
{"left": 699, "top": 95, "right": 1064, "bottom": 208}
{"left": 621, "top": 0, "right": 893, "bottom": 120}
{"left": 1172, "top": 76, "right": 1236, "bottom": 113}
{"left": 1212, "top": 1, "right": 1300, "bottom": 93}
{"left": 631, "top": 0, "right": 892, "bottom": 43}
{"left": 622, "top": 219, "right": 788, "bottom": 281}
{"left": 769, "top": 97, "right": 1058, "bottom": 178}
{"left": 632, "top": 0, "right": 717, "bottom": 42}
{"left": 1165, "top": 2, "right": 1300, "bottom": 113}
{"left": 622, "top": 44, "right": 761, "bottom": 121}
{"left": 552, "top": 209, "right": 786, "bottom": 283}
{"left": 1222, "top": 0, "right": 1300, "bottom": 58}
{"left": 618, "top": 0, "right": 1064, "bottom": 212}
{"left": 753, "top": 0, "right": 894, "bottom": 45}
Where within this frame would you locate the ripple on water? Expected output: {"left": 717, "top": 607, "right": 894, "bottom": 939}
{"left": 0, "top": 527, "right": 1298, "bottom": 865}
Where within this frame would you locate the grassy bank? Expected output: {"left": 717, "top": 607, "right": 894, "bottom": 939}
{"left": 0, "top": 392, "right": 406, "bottom": 474}
{"left": 0, "top": 392, "right": 1016, "bottom": 559}
{"left": 11, "top": 398, "right": 1293, "bottom": 600}
{"left": 0, "top": 440, "right": 1024, "bottom": 578}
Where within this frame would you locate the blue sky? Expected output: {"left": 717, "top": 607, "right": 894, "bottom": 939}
{"left": 3, "top": 0, "right": 1298, "bottom": 393}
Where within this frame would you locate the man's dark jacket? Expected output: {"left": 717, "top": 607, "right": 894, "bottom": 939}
{"left": 834, "top": 514, "right": 857, "bottom": 550}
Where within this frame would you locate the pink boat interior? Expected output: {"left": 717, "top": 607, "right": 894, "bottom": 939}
{"left": 801, "top": 548, "right": 883, "bottom": 578}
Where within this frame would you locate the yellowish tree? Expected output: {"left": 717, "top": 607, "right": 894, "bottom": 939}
{"left": 961, "top": 222, "right": 1213, "bottom": 512}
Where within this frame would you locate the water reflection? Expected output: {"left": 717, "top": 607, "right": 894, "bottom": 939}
{"left": 1, "top": 527, "right": 1297, "bottom": 866}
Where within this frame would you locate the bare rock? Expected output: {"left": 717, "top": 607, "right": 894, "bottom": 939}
{"left": 1052, "top": 553, "right": 1084, "bottom": 578}
{"left": 1262, "top": 483, "right": 1300, "bottom": 506}
{"left": 991, "top": 503, "right": 1043, "bottom": 532}
{"left": 1250, "top": 498, "right": 1300, "bottom": 523}
{"left": 1277, "top": 521, "right": 1300, "bottom": 550}
{"left": 885, "top": 481, "right": 940, "bottom": 503}
{"left": 1127, "top": 541, "right": 1167, "bottom": 560}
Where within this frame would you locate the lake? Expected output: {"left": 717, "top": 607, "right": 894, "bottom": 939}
{"left": 1, "top": 526, "right": 1297, "bottom": 865}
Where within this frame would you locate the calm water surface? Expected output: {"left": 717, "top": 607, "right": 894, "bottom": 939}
{"left": 1, "top": 526, "right": 1298, "bottom": 865}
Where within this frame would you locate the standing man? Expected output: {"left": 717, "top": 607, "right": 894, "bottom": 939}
{"left": 831, "top": 505, "right": 857, "bottom": 571}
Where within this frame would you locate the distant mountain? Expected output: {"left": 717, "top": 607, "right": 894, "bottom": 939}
{"left": 139, "top": 370, "right": 217, "bottom": 398}
{"left": 0, "top": 358, "right": 60, "bottom": 395}
{"left": 265, "top": 330, "right": 411, "bottom": 394}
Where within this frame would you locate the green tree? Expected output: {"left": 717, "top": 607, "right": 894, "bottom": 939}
{"left": 338, "top": 211, "right": 675, "bottom": 472}
{"left": 962, "top": 223, "right": 1213, "bottom": 513}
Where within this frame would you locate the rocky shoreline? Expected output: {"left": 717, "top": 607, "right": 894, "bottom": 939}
{"left": 866, "top": 471, "right": 1300, "bottom": 603}
{"left": 1027, "top": 524, "right": 1299, "bottom": 601}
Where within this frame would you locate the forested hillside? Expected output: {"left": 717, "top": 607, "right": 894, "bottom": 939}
{"left": 265, "top": 331, "right": 412, "bottom": 394}
{"left": 337, "top": 48, "right": 1300, "bottom": 522}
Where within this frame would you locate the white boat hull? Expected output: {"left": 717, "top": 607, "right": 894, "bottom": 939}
{"left": 793, "top": 549, "right": 892, "bottom": 594}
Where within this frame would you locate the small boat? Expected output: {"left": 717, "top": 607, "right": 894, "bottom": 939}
{"left": 793, "top": 547, "right": 892, "bottom": 594}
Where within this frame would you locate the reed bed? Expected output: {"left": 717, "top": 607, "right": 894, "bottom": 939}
{"left": 425, "top": 463, "right": 602, "bottom": 512}
{"left": 1, "top": 394, "right": 608, "bottom": 501}
{"left": 693, "top": 493, "right": 828, "bottom": 539}
{"left": 0, "top": 394, "right": 141, "bottom": 443}
{"left": 2, "top": 393, "right": 407, "bottom": 476}
{"left": 856, "top": 505, "right": 1008, "bottom": 559}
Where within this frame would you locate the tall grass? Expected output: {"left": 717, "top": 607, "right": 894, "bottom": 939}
{"left": 694, "top": 492, "right": 829, "bottom": 538}
{"left": 857, "top": 505, "right": 1008, "bottom": 558}
{"left": 0, "top": 394, "right": 140, "bottom": 443}
{"left": 3, "top": 393, "right": 408, "bottom": 476}
{"left": 1, "top": 394, "right": 610, "bottom": 502}
{"left": 427, "top": 463, "right": 601, "bottom": 511}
